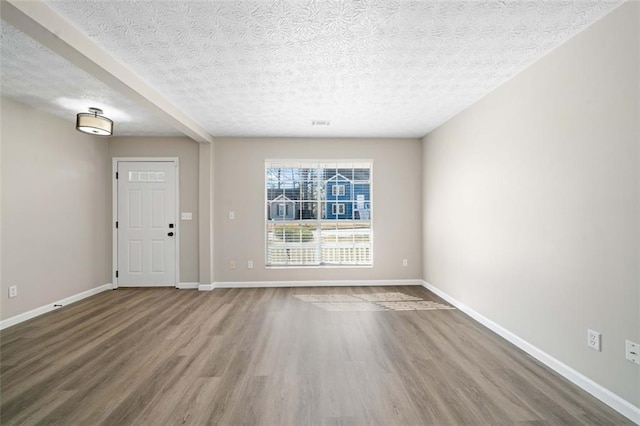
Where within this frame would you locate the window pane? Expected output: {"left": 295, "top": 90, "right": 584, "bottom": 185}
{"left": 320, "top": 221, "right": 371, "bottom": 265}
{"left": 266, "top": 222, "right": 319, "bottom": 265}
{"left": 298, "top": 201, "right": 318, "bottom": 220}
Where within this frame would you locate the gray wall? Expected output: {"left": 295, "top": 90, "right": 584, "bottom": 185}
{"left": 1, "top": 97, "right": 111, "bottom": 320}
{"left": 198, "top": 142, "right": 215, "bottom": 285}
{"left": 422, "top": 1, "right": 639, "bottom": 406}
{"left": 109, "top": 137, "right": 200, "bottom": 283}
{"left": 214, "top": 137, "right": 423, "bottom": 283}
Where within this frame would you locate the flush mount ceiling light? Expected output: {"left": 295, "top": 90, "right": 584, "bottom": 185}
{"left": 76, "top": 107, "right": 113, "bottom": 136}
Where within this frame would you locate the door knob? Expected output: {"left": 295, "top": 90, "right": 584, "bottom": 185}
{"left": 168, "top": 232, "right": 174, "bottom": 236}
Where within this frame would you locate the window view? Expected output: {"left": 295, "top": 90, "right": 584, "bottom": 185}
{"left": 266, "top": 161, "right": 372, "bottom": 266}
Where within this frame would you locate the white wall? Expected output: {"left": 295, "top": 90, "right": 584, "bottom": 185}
{"left": 422, "top": 1, "right": 639, "bottom": 407}
{"left": 1, "top": 97, "right": 111, "bottom": 320}
{"left": 214, "top": 137, "right": 423, "bottom": 283}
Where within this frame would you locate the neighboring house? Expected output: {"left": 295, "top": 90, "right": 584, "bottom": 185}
{"left": 267, "top": 187, "right": 316, "bottom": 220}
{"left": 325, "top": 174, "right": 371, "bottom": 220}
{"left": 269, "top": 194, "right": 295, "bottom": 220}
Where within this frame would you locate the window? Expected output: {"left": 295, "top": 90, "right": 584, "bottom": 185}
{"left": 266, "top": 160, "right": 372, "bottom": 267}
{"left": 331, "top": 203, "right": 345, "bottom": 215}
{"left": 332, "top": 185, "right": 345, "bottom": 196}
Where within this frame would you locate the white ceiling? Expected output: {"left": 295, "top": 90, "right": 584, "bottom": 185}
{"left": 1, "top": 0, "right": 623, "bottom": 139}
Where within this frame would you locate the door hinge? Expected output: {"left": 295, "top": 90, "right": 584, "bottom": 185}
{"left": 116, "top": 171, "right": 119, "bottom": 179}
{"left": 115, "top": 270, "right": 118, "bottom": 278}
{"left": 115, "top": 221, "right": 118, "bottom": 229}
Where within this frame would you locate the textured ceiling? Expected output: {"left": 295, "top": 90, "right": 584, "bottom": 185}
{"left": 1, "top": 1, "right": 624, "bottom": 139}
{"left": 0, "top": 21, "right": 183, "bottom": 137}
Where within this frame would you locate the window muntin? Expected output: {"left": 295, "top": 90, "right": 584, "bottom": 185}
{"left": 265, "top": 161, "right": 372, "bottom": 267}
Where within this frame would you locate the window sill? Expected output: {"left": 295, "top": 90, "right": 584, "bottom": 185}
{"left": 265, "top": 264, "right": 374, "bottom": 269}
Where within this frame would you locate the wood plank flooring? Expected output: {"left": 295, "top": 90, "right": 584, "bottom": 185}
{"left": 0, "top": 286, "right": 632, "bottom": 425}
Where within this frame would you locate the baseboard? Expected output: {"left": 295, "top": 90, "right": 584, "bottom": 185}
{"left": 0, "top": 283, "right": 113, "bottom": 331}
{"left": 422, "top": 281, "right": 640, "bottom": 424}
{"left": 176, "top": 282, "right": 199, "bottom": 290}
{"left": 198, "top": 283, "right": 215, "bottom": 291}
{"left": 211, "top": 279, "right": 423, "bottom": 289}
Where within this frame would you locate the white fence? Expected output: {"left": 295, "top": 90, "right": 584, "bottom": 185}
{"left": 267, "top": 242, "right": 371, "bottom": 265}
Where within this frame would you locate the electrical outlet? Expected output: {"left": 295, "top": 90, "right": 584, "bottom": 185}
{"left": 587, "top": 329, "right": 601, "bottom": 351}
{"left": 8, "top": 285, "right": 17, "bottom": 298}
{"left": 625, "top": 340, "right": 640, "bottom": 365}
{"left": 402, "top": 259, "right": 408, "bottom": 267}
{"left": 247, "top": 260, "right": 253, "bottom": 269}
{"left": 229, "top": 260, "right": 235, "bottom": 270}
{"left": 228, "top": 211, "right": 235, "bottom": 220}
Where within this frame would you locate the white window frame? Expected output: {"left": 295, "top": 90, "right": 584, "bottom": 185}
{"left": 331, "top": 203, "right": 345, "bottom": 215}
{"left": 332, "top": 184, "right": 346, "bottom": 196}
{"left": 265, "top": 160, "right": 373, "bottom": 268}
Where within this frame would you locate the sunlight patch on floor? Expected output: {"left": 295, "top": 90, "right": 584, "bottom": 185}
{"left": 293, "top": 292, "right": 455, "bottom": 312}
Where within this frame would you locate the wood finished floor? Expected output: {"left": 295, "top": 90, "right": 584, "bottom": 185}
{"left": 0, "top": 286, "right": 631, "bottom": 425}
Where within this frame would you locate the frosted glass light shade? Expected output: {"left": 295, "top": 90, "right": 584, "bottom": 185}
{"left": 76, "top": 109, "right": 113, "bottom": 136}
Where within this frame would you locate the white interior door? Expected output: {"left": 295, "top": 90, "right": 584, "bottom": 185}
{"left": 116, "top": 161, "right": 177, "bottom": 287}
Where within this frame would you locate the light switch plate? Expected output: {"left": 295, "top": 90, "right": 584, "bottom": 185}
{"left": 181, "top": 212, "right": 192, "bottom": 220}
{"left": 626, "top": 340, "right": 640, "bottom": 365}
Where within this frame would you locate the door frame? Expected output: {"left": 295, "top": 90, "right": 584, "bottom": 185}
{"left": 112, "top": 157, "right": 180, "bottom": 288}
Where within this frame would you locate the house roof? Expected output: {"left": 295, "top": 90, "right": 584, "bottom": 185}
{"left": 325, "top": 173, "right": 351, "bottom": 183}
{"left": 271, "top": 194, "right": 294, "bottom": 202}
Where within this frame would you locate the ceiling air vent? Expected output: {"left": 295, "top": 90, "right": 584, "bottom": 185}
{"left": 312, "top": 120, "right": 330, "bottom": 126}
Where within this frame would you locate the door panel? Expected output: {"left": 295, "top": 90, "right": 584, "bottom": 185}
{"left": 117, "top": 161, "right": 176, "bottom": 287}
{"left": 128, "top": 240, "right": 143, "bottom": 273}
{"left": 128, "top": 189, "right": 143, "bottom": 229}
{"left": 150, "top": 240, "right": 165, "bottom": 272}
{"left": 151, "top": 190, "right": 166, "bottom": 229}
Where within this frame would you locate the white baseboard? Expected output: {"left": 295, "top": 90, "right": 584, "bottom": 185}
{"left": 0, "top": 283, "right": 113, "bottom": 331}
{"left": 212, "top": 279, "right": 423, "bottom": 289}
{"left": 198, "top": 283, "right": 215, "bottom": 291}
{"left": 422, "top": 281, "right": 640, "bottom": 424}
{"left": 176, "top": 282, "right": 199, "bottom": 290}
